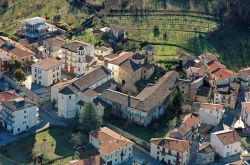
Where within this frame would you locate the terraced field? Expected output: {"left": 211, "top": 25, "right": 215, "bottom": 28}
{"left": 104, "top": 14, "right": 220, "bottom": 61}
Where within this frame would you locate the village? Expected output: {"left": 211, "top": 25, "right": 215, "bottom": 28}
{"left": 0, "top": 16, "right": 250, "bottom": 165}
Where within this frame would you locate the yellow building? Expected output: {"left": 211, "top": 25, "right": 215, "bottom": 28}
{"left": 0, "top": 36, "right": 35, "bottom": 64}
{"left": 107, "top": 45, "right": 155, "bottom": 85}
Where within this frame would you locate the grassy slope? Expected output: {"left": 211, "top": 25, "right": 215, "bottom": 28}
{"left": 0, "top": 0, "right": 90, "bottom": 35}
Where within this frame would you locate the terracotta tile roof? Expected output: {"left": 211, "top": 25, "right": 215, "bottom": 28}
{"left": 104, "top": 53, "right": 118, "bottom": 60}
{"left": 62, "top": 41, "right": 91, "bottom": 53}
{"left": 108, "top": 52, "right": 133, "bottom": 65}
{"left": 0, "top": 36, "right": 35, "bottom": 58}
{"left": 33, "top": 58, "right": 61, "bottom": 70}
{"left": 150, "top": 137, "right": 191, "bottom": 153}
{"left": 82, "top": 88, "right": 98, "bottom": 98}
{"left": 198, "top": 142, "right": 214, "bottom": 153}
{"left": 179, "top": 54, "right": 195, "bottom": 62}
{"left": 67, "top": 155, "right": 104, "bottom": 165}
{"left": 90, "top": 127, "right": 134, "bottom": 155}
{"left": 43, "top": 38, "right": 65, "bottom": 48}
{"left": 208, "top": 60, "right": 225, "bottom": 73}
{"left": 227, "top": 160, "right": 245, "bottom": 165}
{"left": 200, "top": 103, "right": 224, "bottom": 111}
{"left": 176, "top": 114, "right": 200, "bottom": 137}
{"left": 100, "top": 71, "right": 178, "bottom": 112}
{"left": 241, "top": 102, "right": 250, "bottom": 113}
{"left": 0, "top": 90, "right": 19, "bottom": 102}
{"left": 212, "top": 130, "right": 241, "bottom": 146}
{"left": 212, "top": 68, "right": 237, "bottom": 81}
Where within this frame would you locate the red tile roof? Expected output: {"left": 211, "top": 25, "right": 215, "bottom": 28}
{"left": 212, "top": 68, "right": 236, "bottom": 81}
{"left": 200, "top": 103, "right": 224, "bottom": 111}
{"left": 67, "top": 155, "right": 104, "bottom": 165}
{"left": 212, "top": 130, "right": 240, "bottom": 146}
{"left": 90, "top": 127, "right": 134, "bottom": 155}
{"left": 0, "top": 90, "right": 19, "bottom": 102}
{"left": 208, "top": 60, "right": 225, "bottom": 72}
{"left": 150, "top": 137, "right": 191, "bottom": 153}
{"left": 241, "top": 102, "right": 250, "bottom": 113}
{"left": 109, "top": 52, "right": 133, "bottom": 65}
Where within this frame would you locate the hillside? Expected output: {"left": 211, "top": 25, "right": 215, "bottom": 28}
{"left": 0, "top": 0, "right": 250, "bottom": 70}
{"left": 0, "top": 0, "right": 93, "bottom": 35}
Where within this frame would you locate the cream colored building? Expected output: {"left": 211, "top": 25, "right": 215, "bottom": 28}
{"left": 210, "top": 130, "right": 241, "bottom": 158}
{"left": 108, "top": 48, "right": 154, "bottom": 85}
{"left": 61, "top": 41, "right": 97, "bottom": 75}
{"left": 57, "top": 66, "right": 113, "bottom": 118}
{"left": 32, "top": 58, "right": 62, "bottom": 87}
{"left": 199, "top": 103, "right": 225, "bottom": 126}
{"left": 150, "top": 137, "right": 191, "bottom": 165}
{"left": 0, "top": 36, "right": 35, "bottom": 64}
{"left": 94, "top": 46, "right": 113, "bottom": 57}
{"left": 1, "top": 98, "right": 38, "bottom": 135}
{"left": 241, "top": 102, "right": 250, "bottom": 126}
{"left": 89, "top": 127, "right": 134, "bottom": 165}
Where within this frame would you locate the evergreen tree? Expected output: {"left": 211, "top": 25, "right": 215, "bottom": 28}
{"left": 79, "top": 102, "right": 101, "bottom": 132}
{"left": 172, "top": 86, "right": 183, "bottom": 115}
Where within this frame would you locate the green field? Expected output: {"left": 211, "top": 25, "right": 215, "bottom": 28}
{"left": 103, "top": 14, "right": 220, "bottom": 61}
{"left": 0, "top": 0, "right": 91, "bottom": 35}
{"left": 0, "top": 128, "right": 97, "bottom": 165}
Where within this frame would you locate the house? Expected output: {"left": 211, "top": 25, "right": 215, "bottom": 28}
{"left": 198, "top": 52, "right": 218, "bottom": 64}
{"left": 61, "top": 41, "right": 97, "bottom": 75}
{"left": 210, "top": 130, "right": 241, "bottom": 158}
{"left": 179, "top": 54, "right": 195, "bottom": 69}
{"left": 107, "top": 51, "right": 154, "bottom": 85}
{"left": 110, "top": 24, "right": 124, "bottom": 39}
{"left": 150, "top": 137, "right": 191, "bottom": 165}
{"left": 21, "top": 17, "right": 65, "bottom": 41}
{"left": 32, "top": 58, "right": 61, "bottom": 87}
{"left": 214, "top": 83, "right": 240, "bottom": 109}
{"left": 238, "top": 67, "right": 250, "bottom": 91}
{"left": 67, "top": 155, "right": 105, "bottom": 165}
{"left": 170, "top": 114, "right": 200, "bottom": 140}
{"left": 57, "top": 66, "right": 114, "bottom": 118}
{"left": 207, "top": 60, "right": 226, "bottom": 73}
{"left": 185, "top": 66, "right": 206, "bottom": 80}
{"left": 196, "top": 142, "right": 215, "bottom": 165}
{"left": 94, "top": 46, "right": 113, "bottom": 57}
{"left": 50, "top": 78, "right": 78, "bottom": 108}
{"left": 40, "top": 37, "right": 65, "bottom": 58}
{"left": 241, "top": 102, "right": 250, "bottom": 126}
{"left": 100, "top": 71, "right": 178, "bottom": 126}
{"left": 0, "top": 53, "right": 11, "bottom": 78}
{"left": 1, "top": 98, "right": 38, "bottom": 135}
{"left": 211, "top": 68, "right": 237, "bottom": 85}
{"left": 199, "top": 103, "right": 225, "bottom": 126}
{"left": 89, "top": 127, "right": 134, "bottom": 165}
{"left": 0, "top": 36, "right": 35, "bottom": 63}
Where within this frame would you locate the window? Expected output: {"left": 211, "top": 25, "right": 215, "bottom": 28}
{"left": 24, "top": 116, "right": 26, "bottom": 118}
{"left": 17, "top": 128, "right": 20, "bottom": 132}
{"left": 69, "top": 96, "right": 71, "bottom": 99}
{"left": 24, "top": 110, "right": 26, "bottom": 113}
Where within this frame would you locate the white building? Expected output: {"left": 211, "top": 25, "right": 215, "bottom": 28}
{"left": 1, "top": 98, "right": 38, "bottom": 135}
{"left": 89, "top": 127, "right": 134, "bottom": 165}
{"left": 241, "top": 102, "right": 250, "bottom": 126}
{"left": 210, "top": 130, "right": 241, "bottom": 158}
{"left": 150, "top": 137, "right": 191, "bottom": 165}
{"left": 57, "top": 66, "right": 113, "bottom": 118}
{"left": 199, "top": 103, "right": 225, "bottom": 126}
{"left": 61, "top": 41, "right": 97, "bottom": 75}
{"left": 38, "top": 38, "right": 65, "bottom": 58}
{"left": 32, "top": 58, "right": 62, "bottom": 87}
{"left": 94, "top": 46, "right": 113, "bottom": 57}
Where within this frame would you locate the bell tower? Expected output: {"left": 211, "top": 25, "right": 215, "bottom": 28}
{"left": 76, "top": 45, "right": 86, "bottom": 76}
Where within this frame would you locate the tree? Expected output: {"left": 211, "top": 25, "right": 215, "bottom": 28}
{"left": 153, "top": 26, "right": 160, "bottom": 37}
{"left": 70, "top": 132, "right": 87, "bottom": 146}
{"left": 163, "top": 32, "right": 168, "bottom": 41}
{"left": 172, "top": 86, "right": 183, "bottom": 115}
{"left": 14, "top": 69, "right": 26, "bottom": 84}
{"left": 9, "top": 60, "right": 21, "bottom": 73}
{"left": 79, "top": 102, "right": 101, "bottom": 132}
